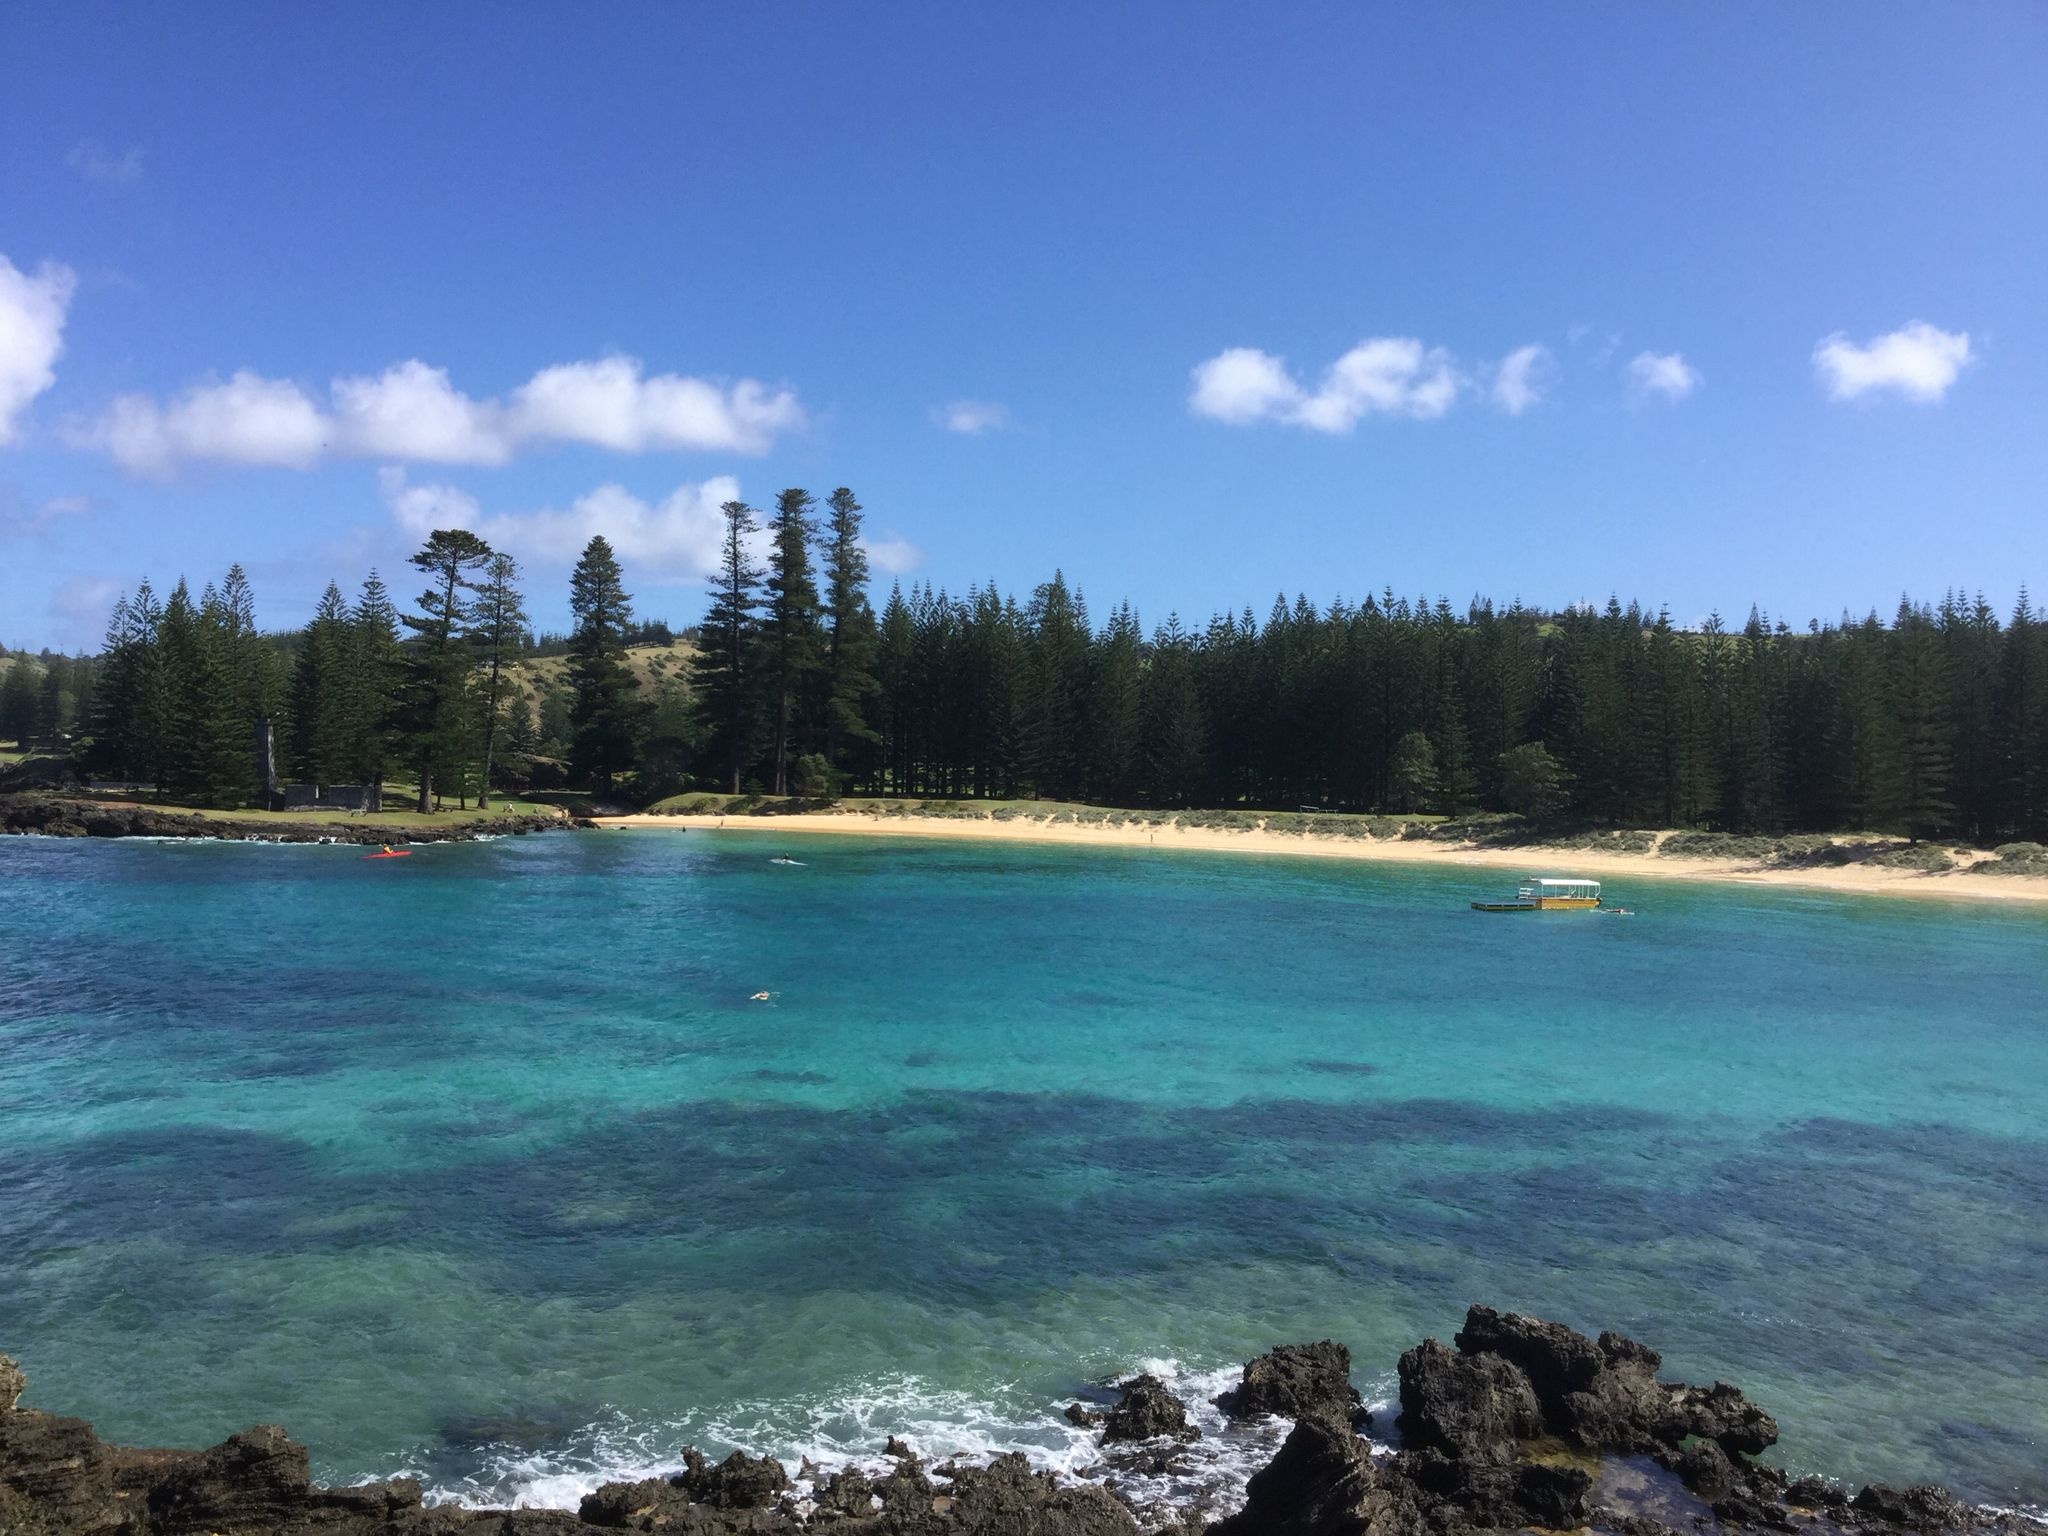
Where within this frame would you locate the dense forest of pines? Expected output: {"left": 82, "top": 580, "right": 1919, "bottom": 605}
{"left": 5, "top": 483, "right": 2045, "bottom": 844}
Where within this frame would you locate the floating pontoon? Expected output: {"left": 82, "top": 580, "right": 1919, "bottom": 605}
{"left": 1470, "top": 877, "right": 1602, "bottom": 912}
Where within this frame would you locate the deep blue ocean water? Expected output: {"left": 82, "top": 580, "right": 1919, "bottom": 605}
{"left": 1, "top": 830, "right": 2044, "bottom": 1513}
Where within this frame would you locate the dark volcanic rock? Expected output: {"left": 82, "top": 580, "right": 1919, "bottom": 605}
{"left": 579, "top": 1475, "right": 694, "bottom": 1528}
{"left": 1213, "top": 1342, "right": 1364, "bottom": 1429}
{"left": 941, "top": 1453, "right": 1139, "bottom": 1535}
{"left": 1064, "top": 1403, "right": 1103, "bottom": 1428}
{"left": 1209, "top": 1416, "right": 1394, "bottom": 1536}
{"left": 1662, "top": 1437, "right": 1740, "bottom": 1500}
{"left": 1785, "top": 1474, "right": 1853, "bottom": 1514}
{"left": 1667, "top": 1379, "right": 1780, "bottom": 1458}
{"left": 1101, "top": 1375, "right": 1197, "bottom": 1444}
{"left": 1399, "top": 1445, "right": 1594, "bottom": 1530}
{"left": 815, "top": 1466, "right": 875, "bottom": 1519}
{"left": 1395, "top": 1337, "right": 1543, "bottom": 1460}
{"left": 144, "top": 1425, "right": 313, "bottom": 1535}
{"left": 0, "top": 1403, "right": 122, "bottom": 1534}
{"left": 1851, "top": 1481, "right": 1974, "bottom": 1532}
{"left": 872, "top": 1452, "right": 934, "bottom": 1516}
{"left": 1447, "top": 1307, "right": 1780, "bottom": 1459}
{"left": 0, "top": 1310, "right": 2011, "bottom": 1536}
{"left": 675, "top": 1447, "right": 791, "bottom": 1509}
{"left": 1456, "top": 1305, "right": 1606, "bottom": 1410}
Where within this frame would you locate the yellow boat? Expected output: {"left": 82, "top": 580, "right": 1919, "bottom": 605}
{"left": 1471, "top": 877, "right": 1603, "bottom": 912}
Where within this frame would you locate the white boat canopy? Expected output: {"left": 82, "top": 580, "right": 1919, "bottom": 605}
{"left": 1517, "top": 878, "right": 1601, "bottom": 897}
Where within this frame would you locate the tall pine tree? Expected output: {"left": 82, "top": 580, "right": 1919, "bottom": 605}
{"left": 566, "top": 535, "right": 641, "bottom": 796}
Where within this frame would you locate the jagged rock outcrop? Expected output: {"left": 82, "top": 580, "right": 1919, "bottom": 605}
{"left": 1207, "top": 1416, "right": 1400, "bottom": 1536}
{"left": 676, "top": 1449, "right": 792, "bottom": 1510}
{"left": 1100, "top": 1376, "right": 1196, "bottom": 1444}
{"left": 1212, "top": 1342, "right": 1364, "bottom": 1430}
{"left": 940, "top": 1453, "right": 1138, "bottom": 1535}
{"left": 1394, "top": 1339, "right": 1543, "bottom": 1460}
{"left": 1407, "top": 1305, "right": 1779, "bottom": 1461}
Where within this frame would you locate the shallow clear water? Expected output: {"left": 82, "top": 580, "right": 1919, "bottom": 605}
{"left": 1, "top": 831, "right": 2044, "bottom": 1512}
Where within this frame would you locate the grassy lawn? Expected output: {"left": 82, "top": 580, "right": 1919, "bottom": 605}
{"left": 69, "top": 792, "right": 563, "bottom": 828}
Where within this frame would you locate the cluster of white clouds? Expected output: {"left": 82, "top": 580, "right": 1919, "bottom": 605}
{"left": 1813, "top": 322, "right": 1973, "bottom": 402}
{"left": 378, "top": 468, "right": 922, "bottom": 584}
{"left": 0, "top": 239, "right": 1992, "bottom": 503}
{"left": 1189, "top": 338, "right": 1463, "bottom": 431}
{"left": 71, "top": 356, "right": 807, "bottom": 477}
{"left": 0, "top": 256, "right": 76, "bottom": 446}
{"left": 1190, "top": 334, "right": 1701, "bottom": 428}
{"left": 1189, "top": 320, "right": 1978, "bottom": 430}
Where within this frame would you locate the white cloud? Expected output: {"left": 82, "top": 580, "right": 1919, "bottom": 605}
{"left": 1491, "top": 344, "right": 1555, "bottom": 416}
{"left": 1190, "top": 337, "right": 1462, "bottom": 432}
{"left": 332, "top": 360, "right": 509, "bottom": 465}
{"left": 510, "top": 357, "right": 802, "bottom": 454}
{"left": 862, "top": 533, "right": 923, "bottom": 574}
{"left": 379, "top": 467, "right": 743, "bottom": 583}
{"left": 0, "top": 256, "right": 76, "bottom": 446}
{"left": 934, "top": 400, "right": 1010, "bottom": 435}
{"left": 1189, "top": 348, "right": 1303, "bottom": 425}
{"left": 1628, "top": 351, "right": 1701, "bottom": 401}
{"left": 78, "top": 353, "right": 804, "bottom": 476}
{"left": 79, "top": 371, "right": 329, "bottom": 475}
{"left": 66, "top": 141, "right": 144, "bottom": 186}
{"left": 1813, "top": 322, "right": 1971, "bottom": 403}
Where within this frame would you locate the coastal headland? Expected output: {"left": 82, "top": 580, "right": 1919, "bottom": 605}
{"left": 1, "top": 1306, "right": 2029, "bottom": 1535}
{"left": 596, "top": 805, "right": 2048, "bottom": 906}
{"left": 0, "top": 793, "right": 569, "bottom": 846}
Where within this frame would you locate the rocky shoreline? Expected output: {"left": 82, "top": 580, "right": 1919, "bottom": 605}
{"left": 0, "top": 794, "right": 564, "bottom": 845}
{"left": 2, "top": 1308, "right": 2029, "bottom": 1535}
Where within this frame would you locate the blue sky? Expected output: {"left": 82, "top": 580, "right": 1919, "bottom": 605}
{"left": 3, "top": 3, "right": 2044, "bottom": 648}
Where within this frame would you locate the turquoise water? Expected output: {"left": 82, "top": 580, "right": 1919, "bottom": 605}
{"left": 1, "top": 831, "right": 2044, "bottom": 1513}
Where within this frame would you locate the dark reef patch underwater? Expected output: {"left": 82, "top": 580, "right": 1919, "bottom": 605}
{"left": 0, "top": 833, "right": 2043, "bottom": 1520}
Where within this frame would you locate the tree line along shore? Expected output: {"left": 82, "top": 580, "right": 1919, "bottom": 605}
{"left": 2, "top": 484, "right": 2045, "bottom": 848}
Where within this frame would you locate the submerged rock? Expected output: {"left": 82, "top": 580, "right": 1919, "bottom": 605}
{"left": 1213, "top": 1342, "right": 1365, "bottom": 1430}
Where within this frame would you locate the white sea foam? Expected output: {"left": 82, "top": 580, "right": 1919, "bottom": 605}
{"left": 420, "top": 1359, "right": 1352, "bottom": 1527}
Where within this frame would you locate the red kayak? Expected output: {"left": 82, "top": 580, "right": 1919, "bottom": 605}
{"left": 363, "top": 849, "right": 412, "bottom": 860}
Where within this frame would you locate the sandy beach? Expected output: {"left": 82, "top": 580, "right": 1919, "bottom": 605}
{"left": 594, "top": 811, "right": 2048, "bottom": 906}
